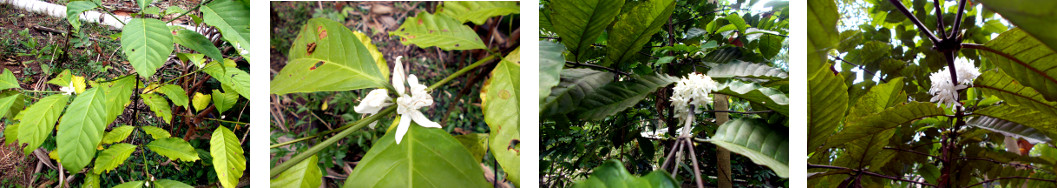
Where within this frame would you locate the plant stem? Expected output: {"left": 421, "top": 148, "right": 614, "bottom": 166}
{"left": 427, "top": 54, "right": 499, "bottom": 91}
{"left": 167, "top": 0, "right": 211, "bottom": 24}
{"left": 565, "top": 61, "right": 631, "bottom": 76}
{"left": 143, "top": 65, "right": 211, "bottom": 94}
{"left": 90, "top": 1, "right": 127, "bottom": 26}
{"left": 269, "top": 107, "right": 396, "bottom": 177}
{"left": 887, "top": 0, "right": 940, "bottom": 43}
{"left": 808, "top": 164, "right": 937, "bottom": 187}
{"left": 932, "top": 0, "right": 947, "bottom": 39}
{"left": 950, "top": 0, "right": 968, "bottom": 37}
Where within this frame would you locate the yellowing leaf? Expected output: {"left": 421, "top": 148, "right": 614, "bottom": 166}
{"left": 71, "top": 76, "right": 87, "bottom": 94}
{"left": 211, "top": 126, "right": 246, "bottom": 188}
{"left": 140, "top": 126, "right": 171, "bottom": 139}
{"left": 147, "top": 137, "right": 200, "bottom": 162}
{"left": 193, "top": 92, "right": 211, "bottom": 112}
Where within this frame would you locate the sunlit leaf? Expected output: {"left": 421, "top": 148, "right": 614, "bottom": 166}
{"left": 605, "top": 0, "right": 675, "bottom": 66}
{"left": 391, "top": 12, "right": 486, "bottom": 50}
{"left": 272, "top": 18, "right": 388, "bottom": 94}
{"left": 56, "top": 87, "right": 108, "bottom": 172}
{"left": 121, "top": 18, "right": 174, "bottom": 78}
{"left": 271, "top": 155, "right": 322, "bottom": 188}
{"left": 141, "top": 93, "right": 173, "bottom": 124}
{"left": 481, "top": 48, "right": 520, "bottom": 185}
{"left": 343, "top": 125, "right": 489, "bottom": 188}
{"left": 708, "top": 118, "right": 789, "bottom": 178}
{"left": 16, "top": 94, "right": 69, "bottom": 154}
{"left": 93, "top": 143, "right": 136, "bottom": 174}
{"left": 140, "top": 125, "right": 171, "bottom": 139}
{"left": 548, "top": 0, "right": 624, "bottom": 62}
{"left": 147, "top": 137, "right": 200, "bottom": 162}
{"left": 211, "top": 126, "right": 246, "bottom": 188}
{"left": 437, "top": 1, "right": 519, "bottom": 25}
{"left": 102, "top": 125, "right": 134, "bottom": 144}
{"left": 201, "top": 0, "right": 250, "bottom": 61}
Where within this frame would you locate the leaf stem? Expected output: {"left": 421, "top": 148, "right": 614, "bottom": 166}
{"left": 427, "top": 54, "right": 500, "bottom": 91}
{"left": 269, "top": 107, "right": 396, "bottom": 177}
{"left": 90, "top": 0, "right": 127, "bottom": 26}
{"left": 167, "top": 0, "right": 212, "bottom": 24}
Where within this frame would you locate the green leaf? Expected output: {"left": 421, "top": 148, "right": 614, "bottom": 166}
{"left": 807, "top": 0, "right": 839, "bottom": 71}
{"left": 192, "top": 92, "right": 211, "bottom": 112}
{"left": 0, "top": 92, "right": 24, "bottom": 119}
{"left": 201, "top": 0, "right": 250, "bottom": 61}
{"left": 541, "top": 69, "right": 613, "bottom": 117}
{"left": 481, "top": 48, "right": 520, "bottom": 185}
{"left": 212, "top": 89, "right": 238, "bottom": 114}
{"left": 726, "top": 13, "right": 748, "bottom": 35}
{"left": 352, "top": 31, "right": 389, "bottom": 79}
{"left": 437, "top": 1, "right": 519, "bottom": 25}
{"left": 343, "top": 125, "right": 489, "bottom": 188}
{"left": 0, "top": 69, "right": 20, "bottom": 91}
{"left": 202, "top": 59, "right": 250, "bottom": 100}
{"left": 135, "top": 0, "right": 153, "bottom": 10}
{"left": 48, "top": 70, "right": 72, "bottom": 87}
{"left": 967, "top": 116, "right": 1052, "bottom": 144}
{"left": 759, "top": 34, "right": 783, "bottom": 59}
{"left": 973, "top": 70, "right": 1057, "bottom": 117}
{"left": 576, "top": 73, "right": 675, "bottom": 121}
{"left": 164, "top": 6, "right": 186, "bottom": 16}
{"left": 102, "top": 125, "right": 134, "bottom": 144}
{"left": 173, "top": 29, "right": 224, "bottom": 62}
{"left": 121, "top": 18, "right": 174, "bottom": 78}
{"left": 16, "top": 94, "right": 69, "bottom": 154}
{"left": 982, "top": 28, "right": 1057, "bottom": 102}
{"left": 93, "top": 143, "right": 136, "bottom": 174}
{"left": 807, "top": 61, "right": 846, "bottom": 151}
{"left": 707, "top": 118, "right": 789, "bottom": 178}
{"left": 826, "top": 102, "right": 946, "bottom": 149}
{"left": 211, "top": 126, "right": 245, "bottom": 188}
{"left": 978, "top": 0, "right": 1057, "bottom": 51}
{"left": 271, "top": 155, "right": 322, "bottom": 188}
{"left": 573, "top": 160, "right": 678, "bottom": 188}
{"left": 4, "top": 123, "right": 17, "bottom": 145}
{"left": 101, "top": 76, "right": 135, "bottom": 124}
{"left": 147, "top": 137, "right": 200, "bottom": 162}
{"left": 57, "top": 87, "right": 108, "bottom": 172}
{"left": 113, "top": 181, "right": 145, "bottom": 188}
{"left": 65, "top": 0, "right": 97, "bottom": 31}
{"left": 974, "top": 105, "right": 1057, "bottom": 141}
{"left": 847, "top": 77, "right": 905, "bottom": 119}
{"left": 712, "top": 80, "right": 789, "bottom": 116}
{"left": 141, "top": 93, "right": 172, "bottom": 124}
{"left": 140, "top": 126, "right": 171, "bottom": 139}
{"left": 539, "top": 41, "right": 565, "bottom": 102}
{"left": 391, "top": 13, "right": 486, "bottom": 50}
{"left": 155, "top": 84, "right": 188, "bottom": 108}
{"left": 83, "top": 172, "right": 101, "bottom": 188}
{"left": 454, "top": 134, "right": 488, "bottom": 162}
{"left": 548, "top": 0, "right": 624, "bottom": 62}
{"left": 272, "top": 18, "right": 388, "bottom": 94}
{"left": 153, "top": 179, "right": 193, "bottom": 188}
{"left": 707, "top": 61, "right": 789, "bottom": 81}
{"left": 605, "top": 0, "right": 675, "bottom": 66}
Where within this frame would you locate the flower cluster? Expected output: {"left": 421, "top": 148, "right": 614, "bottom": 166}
{"left": 353, "top": 56, "right": 440, "bottom": 144}
{"left": 670, "top": 73, "right": 718, "bottom": 120}
{"left": 928, "top": 58, "right": 980, "bottom": 109}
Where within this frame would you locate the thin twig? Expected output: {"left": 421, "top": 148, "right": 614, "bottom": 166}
{"left": 700, "top": 110, "right": 774, "bottom": 114}
{"left": 887, "top": 0, "right": 940, "bottom": 43}
{"left": 963, "top": 176, "right": 1056, "bottom": 188}
{"left": 565, "top": 61, "right": 631, "bottom": 76}
{"left": 950, "top": 0, "right": 968, "bottom": 37}
{"left": 932, "top": 0, "right": 947, "bottom": 39}
{"left": 808, "top": 164, "right": 937, "bottom": 187}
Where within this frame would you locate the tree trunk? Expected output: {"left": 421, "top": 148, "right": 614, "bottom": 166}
{"left": 714, "top": 94, "right": 732, "bottom": 188}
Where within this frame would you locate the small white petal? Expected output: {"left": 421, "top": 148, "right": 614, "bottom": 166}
{"left": 393, "top": 56, "right": 406, "bottom": 95}
{"left": 395, "top": 115, "right": 412, "bottom": 144}
{"left": 409, "top": 110, "right": 441, "bottom": 128}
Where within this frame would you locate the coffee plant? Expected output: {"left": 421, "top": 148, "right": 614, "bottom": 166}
{"left": 268, "top": 2, "right": 520, "bottom": 187}
{"left": 2, "top": 0, "right": 249, "bottom": 187}
{"left": 540, "top": 0, "right": 788, "bottom": 187}
{"left": 809, "top": 0, "right": 1057, "bottom": 187}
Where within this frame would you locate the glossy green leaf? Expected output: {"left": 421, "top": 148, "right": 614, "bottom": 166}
{"left": 0, "top": 69, "right": 19, "bottom": 91}
{"left": 141, "top": 93, "right": 173, "bottom": 124}
{"left": 272, "top": 18, "right": 388, "bottom": 94}
{"left": 807, "top": 61, "right": 846, "bottom": 151}
{"left": 101, "top": 76, "right": 135, "bottom": 124}
{"left": 576, "top": 73, "right": 675, "bottom": 121}
{"left": 271, "top": 154, "right": 322, "bottom": 188}
{"left": 140, "top": 126, "right": 171, "bottom": 139}
{"left": 437, "top": 1, "right": 519, "bottom": 25}
{"left": 113, "top": 181, "right": 145, "bottom": 188}
{"left": 147, "top": 137, "right": 200, "bottom": 162}
{"left": 454, "top": 133, "right": 488, "bottom": 162}
{"left": 192, "top": 92, "right": 211, "bottom": 112}
{"left": 726, "top": 13, "right": 748, "bottom": 34}
{"left": 708, "top": 118, "right": 789, "bottom": 178}
{"left": 173, "top": 29, "right": 223, "bottom": 62}
{"left": 102, "top": 125, "right": 134, "bottom": 144}
{"left": 343, "top": 125, "right": 489, "bottom": 188}
{"left": 826, "top": 102, "right": 945, "bottom": 149}
{"left": 153, "top": 179, "right": 193, "bottom": 188}
{"left": 391, "top": 12, "right": 486, "bottom": 50}
{"left": 212, "top": 89, "right": 238, "bottom": 114}
{"left": 211, "top": 126, "right": 246, "bottom": 188}
{"left": 66, "top": 1, "right": 98, "bottom": 31}
{"left": 967, "top": 116, "right": 1052, "bottom": 144}
{"left": 707, "top": 61, "right": 789, "bottom": 81}
{"left": 201, "top": 0, "right": 250, "bottom": 61}
{"left": 548, "top": 0, "right": 624, "bottom": 62}
{"left": 202, "top": 59, "right": 250, "bottom": 100}
{"left": 605, "top": 0, "right": 675, "bottom": 66}
{"left": 16, "top": 94, "right": 69, "bottom": 154}
{"left": 759, "top": 35, "right": 783, "bottom": 59}
{"left": 57, "top": 87, "right": 108, "bottom": 172}
{"left": 847, "top": 77, "right": 905, "bottom": 119}
{"left": 352, "top": 31, "right": 388, "bottom": 79}
{"left": 974, "top": 105, "right": 1057, "bottom": 141}
{"left": 712, "top": 80, "right": 789, "bottom": 116}
{"left": 539, "top": 41, "right": 565, "bottom": 102}
{"left": 541, "top": 68, "right": 613, "bottom": 117}
{"left": 973, "top": 70, "right": 1057, "bottom": 117}
{"left": 807, "top": 0, "right": 838, "bottom": 72}
{"left": 155, "top": 84, "right": 188, "bottom": 108}
{"left": 93, "top": 143, "right": 136, "bottom": 174}
{"left": 978, "top": 0, "right": 1057, "bottom": 51}
{"left": 982, "top": 28, "right": 1057, "bottom": 102}
{"left": 481, "top": 48, "right": 520, "bottom": 185}
{"left": 121, "top": 18, "right": 174, "bottom": 78}
{"left": 572, "top": 160, "right": 678, "bottom": 188}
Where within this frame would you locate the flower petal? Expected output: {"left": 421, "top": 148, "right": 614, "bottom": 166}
{"left": 393, "top": 56, "right": 406, "bottom": 94}
{"left": 395, "top": 114, "right": 412, "bottom": 144}
{"left": 409, "top": 110, "right": 441, "bottom": 128}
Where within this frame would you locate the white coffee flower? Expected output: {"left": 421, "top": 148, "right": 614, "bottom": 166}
{"left": 59, "top": 81, "right": 75, "bottom": 95}
{"left": 928, "top": 59, "right": 979, "bottom": 109}
{"left": 670, "top": 73, "right": 718, "bottom": 120}
{"left": 391, "top": 56, "right": 441, "bottom": 144}
{"left": 353, "top": 89, "right": 392, "bottom": 128}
